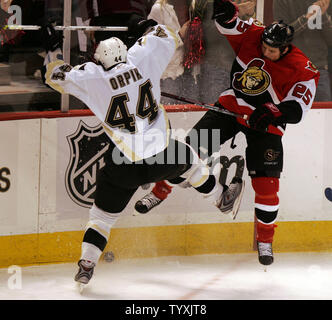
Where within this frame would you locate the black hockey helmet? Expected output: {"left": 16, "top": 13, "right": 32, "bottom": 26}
{"left": 262, "top": 21, "right": 294, "bottom": 48}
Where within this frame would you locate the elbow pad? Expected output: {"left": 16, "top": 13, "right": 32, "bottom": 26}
{"left": 275, "top": 101, "right": 303, "bottom": 124}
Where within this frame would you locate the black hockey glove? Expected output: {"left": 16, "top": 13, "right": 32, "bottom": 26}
{"left": 248, "top": 102, "right": 283, "bottom": 132}
{"left": 214, "top": 101, "right": 228, "bottom": 112}
{"left": 40, "top": 19, "right": 63, "bottom": 52}
{"left": 212, "top": 0, "right": 239, "bottom": 24}
{"left": 127, "top": 14, "right": 157, "bottom": 40}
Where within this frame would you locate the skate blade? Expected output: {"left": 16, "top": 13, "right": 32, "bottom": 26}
{"left": 132, "top": 210, "right": 141, "bottom": 216}
{"left": 261, "top": 265, "right": 271, "bottom": 272}
{"left": 231, "top": 180, "right": 245, "bottom": 220}
{"left": 76, "top": 282, "right": 86, "bottom": 294}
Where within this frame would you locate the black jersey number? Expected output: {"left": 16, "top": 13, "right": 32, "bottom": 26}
{"left": 106, "top": 94, "right": 136, "bottom": 132}
{"left": 105, "top": 80, "right": 158, "bottom": 133}
{"left": 136, "top": 80, "right": 159, "bottom": 123}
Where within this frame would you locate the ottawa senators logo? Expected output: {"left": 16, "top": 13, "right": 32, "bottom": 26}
{"left": 233, "top": 59, "right": 271, "bottom": 95}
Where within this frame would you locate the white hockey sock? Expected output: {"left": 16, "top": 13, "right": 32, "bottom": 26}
{"left": 80, "top": 204, "right": 119, "bottom": 264}
{"left": 81, "top": 242, "right": 103, "bottom": 264}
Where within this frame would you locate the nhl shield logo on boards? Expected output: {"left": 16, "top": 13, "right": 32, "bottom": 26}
{"left": 65, "top": 120, "right": 110, "bottom": 208}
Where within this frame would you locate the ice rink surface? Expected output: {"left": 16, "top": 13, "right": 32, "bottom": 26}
{"left": 1, "top": 251, "right": 332, "bottom": 301}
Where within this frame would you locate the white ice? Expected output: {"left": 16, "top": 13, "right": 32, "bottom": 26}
{"left": 1, "top": 252, "right": 332, "bottom": 300}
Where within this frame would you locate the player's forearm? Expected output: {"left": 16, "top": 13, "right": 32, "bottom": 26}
{"left": 274, "top": 2, "right": 332, "bottom": 37}
{"left": 288, "top": 12, "right": 331, "bottom": 35}
{"left": 45, "top": 60, "right": 68, "bottom": 94}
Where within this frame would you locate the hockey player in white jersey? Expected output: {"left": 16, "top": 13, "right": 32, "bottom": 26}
{"left": 45, "top": 21, "right": 245, "bottom": 289}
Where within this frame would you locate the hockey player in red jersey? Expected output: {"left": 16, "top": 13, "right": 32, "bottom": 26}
{"left": 135, "top": 0, "right": 320, "bottom": 266}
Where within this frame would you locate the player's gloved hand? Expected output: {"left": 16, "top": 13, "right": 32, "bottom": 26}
{"left": 212, "top": 0, "right": 239, "bottom": 24}
{"left": 214, "top": 101, "right": 227, "bottom": 111}
{"left": 248, "top": 102, "right": 282, "bottom": 132}
{"left": 40, "top": 18, "right": 63, "bottom": 52}
{"left": 127, "top": 14, "right": 157, "bottom": 40}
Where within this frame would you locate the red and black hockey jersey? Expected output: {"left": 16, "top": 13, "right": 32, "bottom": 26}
{"left": 215, "top": 18, "right": 320, "bottom": 136}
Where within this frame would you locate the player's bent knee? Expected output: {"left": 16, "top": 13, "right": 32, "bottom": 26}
{"left": 87, "top": 204, "right": 119, "bottom": 237}
{"left": 81, "top": 204, "right": 120, "bottom": 262}
{"left": 179, "top": 145, "right": 209, "bottom": 188}
{"left": 182, "top": 163, "right": 210, "bottom": 188}
{"left": 252, "top": 177, "right": 279, "bottom": 207}
{"left": 251, "top": 177, "right": 279, "bottom": 195}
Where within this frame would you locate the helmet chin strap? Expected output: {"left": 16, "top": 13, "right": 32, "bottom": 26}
{"left": 277, "top": 45, "right": 291, "bottom": 60}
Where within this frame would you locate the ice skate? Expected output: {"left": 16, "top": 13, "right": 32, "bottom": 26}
{"left": 74, "top": 259, "right": 95, "bottom": 292}
{"left": 135, "top": 192, "right": 163, "bottom": 214}
{"left": 257, "top": 241, "right": 274, "bottom": 266}
{"left": 216, "top": 176, "right": 245, "bottom": 219}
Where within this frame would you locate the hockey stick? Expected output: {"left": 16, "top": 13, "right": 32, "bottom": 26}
{"left": 161, "top": 92, "right": 248, "bottom": 120}
{"left": 4, "top": 25, "right": 128, "bottom": 31}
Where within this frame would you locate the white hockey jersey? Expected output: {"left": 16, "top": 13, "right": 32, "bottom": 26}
{"left": 46, "top": 25, "right": 181, "bottom": 162}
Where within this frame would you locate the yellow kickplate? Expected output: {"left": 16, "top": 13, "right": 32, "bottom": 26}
{"left": 1, "top": 221, "right": 332, "bottom": 268}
